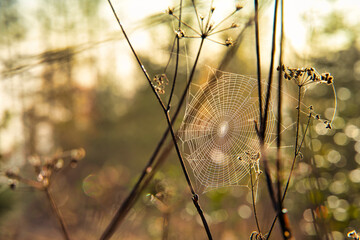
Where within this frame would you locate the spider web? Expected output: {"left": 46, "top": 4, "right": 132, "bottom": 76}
{"left": 178, "top": 68, "right": 277, "bottom": 192}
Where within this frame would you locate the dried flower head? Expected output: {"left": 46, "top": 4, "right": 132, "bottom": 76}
{"left": 5, "top": 148, "right": 86, "bottom": 190}
{"left": 236, "top": 3, "right": 243, "bottom": 11}
{"left": 166, "top": 7, "right": 174, "bottom": 15}
{"left": 175, "top": 29, "right": 185, "bottom": 39}
{"left": 279, "top": 65, "right": 334, "bottom": 87}
{"left": 278, "top": 65, "right": 336, "bottom": 130}
{"left": 348, "top": 230, "right": 360, "bottom": 240}
{"left": 152, "top": 74, "right": 169, "bottom": 94}
{"left": 166, "top": 1, "right": 242, "bottom": 46}
{"left": 225, "top": 37, "right": 234, "bottom": 47}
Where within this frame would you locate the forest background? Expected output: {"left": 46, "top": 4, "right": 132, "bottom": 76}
{"left": 0, "top": 0, "right": 360, "bottom": 239}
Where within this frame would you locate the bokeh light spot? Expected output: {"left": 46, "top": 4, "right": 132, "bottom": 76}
{"left": 325, "top": 108, "right": 335, "bottom": 120}
{"left": 311, "top": 139, "right": 322, "bottom": 152}
{"left": 333, "top": 207, "right": 348, "bottom": 222}
{"left": 345, "top": 124, "right": 359, "bottom": 139}
{"left": 355, "top": 141, "right": 360, "bottom": 153}
{"left": 331, "top": 231, "right": 344, "bottom": 240}
{"left": 82, "top": 174, "right": 103, "bottom": 198}
{"left": 315, "top": 155, "right": 330, "bottom": 168}
{"left": 327, "top": 150, "right": 341, "bottom": 164}
{"left": 303, "top": 208, "right": 313, "bottom": 222}
{"left": 332, "top": 117, "right": 345, "bottom": 129}
{"left": 329, "top": 180, "right": 348, "bottom": 195}
{"left": 349, "top": 168, "right": 360, "bottom": 183}
{"left": 237, "top": 204, "right": 252, "bottom": 219}
{"left": 337, "top": 87, "right": 351, "bottom": 101}
{"left": 333, "top": 132, "right": 348, "bottom": 146}
{"left": 327, "top": 195, "right": 339, "bottom": 209}
{"left": 355, "top": 153, "right": 360, "bottom": 165}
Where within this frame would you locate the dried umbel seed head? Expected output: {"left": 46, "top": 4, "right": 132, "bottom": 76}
{"left": 225, "top": 37, "right": 234, "bottom": 47}
{"left": 175, "top": 29, "right": 185, "bottom": 39}
{"left": 235, "top": 3, "right": 243, "bottom": 11}
{"left": 281, "top": 65, "right": 334, "bottom": 87}
{"left": 152, "top": 74, "right": 169, "bottom": 94}
{"left": 211, "top": 6, "right": 215, "bottom": 13}
{"left": 55, "top": 158, "right": 64, "bottom": 170}
{"left": 71, "top": 148, "right": 86, "bottom": 161}
{"left": 347, "top": 230, "right": 359, "bottom": 240}
{"left": 320, "top": 72, "right": 334, "bottom": 84}
{"left": 231, "top": 23, "right": 239, "bottom": 28}
{"left": 166, "top": 7, "right": 174, "bottom": 15}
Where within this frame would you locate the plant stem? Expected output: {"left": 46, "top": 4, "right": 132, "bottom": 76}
{"left": 294, "top": 86, "right": 302, "bottom": 155}
{"left": 275, "top": 0, "right": 293, "bottom": 239}
{"left": 258, "top": 0, "right": 279, "bottom": 215}
{"left": 250, "top": 166, "right": 261, "bottom": 234}
{"left": 167, "top": 0, "right": 182, "bottom": 109}
{"left": 102, "top": 2, "right": 212, "bottom": 238}
{"left": 162, "top": 212, "right": 170, "bottom": 240}
{"left": 44, "top": 187, "right": 71, "bottom": 240}
{"left": 262, "top": 0, "right": 279, "bottom": 133}
{"left": 267, "top": 111, "right": 312, "bottom": 239}
{"left": 107, "top": 0, "right": 166, "bottom": 110}
{"left": 163, "top": 39, "right": 212, "bottom": 240}
{"left": 254, "top": 0, "right": 263, "bottom": 124}
{"left": 100, "top": 36, "right": 205, "bottom": 240}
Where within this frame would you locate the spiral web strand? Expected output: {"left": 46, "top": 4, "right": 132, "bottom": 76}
{"left": 178, "top": 68, "right": 277, "bottom": 192}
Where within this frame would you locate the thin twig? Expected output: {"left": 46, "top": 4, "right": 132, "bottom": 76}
{"left": 254, "top": 0, "right": 262, "bottom": 125}
{"left": 258, "top": 0, "right": 279, "bottom": 214}
{"left": 275, "top": 0, "right": 293, "bottom": 238}
{"left": 267, "top": 111, "right": 312, "bottom": 238}
{"left": 276, "top": 0, "right": 284, "bottom": 208}
{"left": 250, "top": 166, "right": 261, "bottom": 234}
{"left": 44, "top": 187, "right": 71, "bottom": 240}
{"left": 308, "top": 124, "right": 332, "bottom": 240}
{"left": 164, "top": 40, "right": 213, "bottom": 240}
{"left": 163, "top": 36, "right": 177, "bottom": 74}
{"left": 107, "top": 0, "right": 166, "bottom": 111}
{"left": 103, "top": 1, "right": 212, "bottom": 239}
{"left": 170, "top": 14, "right": 202, "bottom": 36}
{"left": 162, "top": 212, "right": 170, "bottom": 240}
{"left": 204, "top": 0, "right": 214, "bottom": 32}
{"left": 167, "top": 0, "right": 183, "bottom": 109}
{"left": 208, "top": 10, "right": 237, "bottom": 34}
{"left": 191, "top": 0, "right": 203, "bottom": 34}
{"left": 100, "top": 35, "right": 206, "bottom": 240}
{"left": 262, "top": 0, "right": 279, "bottom": 133}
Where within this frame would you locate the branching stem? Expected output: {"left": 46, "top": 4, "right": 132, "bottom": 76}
{"left": 103, "top": 1, "right": 212, "bottom": 239}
